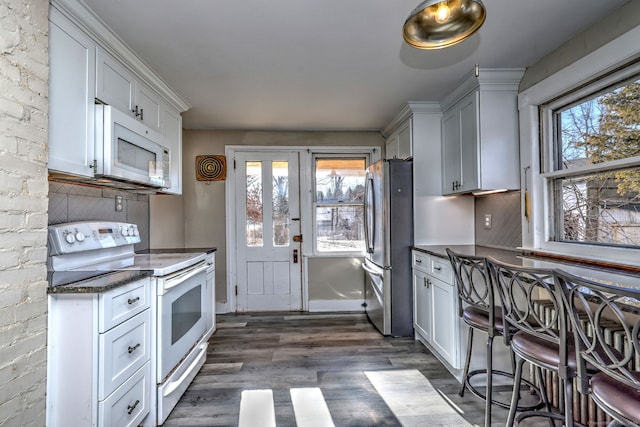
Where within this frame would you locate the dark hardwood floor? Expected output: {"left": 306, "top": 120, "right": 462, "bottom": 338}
{"left": 164, "top": 312, "right": 512, "bottom": 427}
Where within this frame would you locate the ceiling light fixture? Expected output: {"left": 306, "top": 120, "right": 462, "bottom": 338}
{"left": 403, "top": 0, "right": 486, "bottom": 50}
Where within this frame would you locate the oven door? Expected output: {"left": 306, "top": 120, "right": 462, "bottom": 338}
{"left": 157, "top": 261, "right": 208, "bottom": 382}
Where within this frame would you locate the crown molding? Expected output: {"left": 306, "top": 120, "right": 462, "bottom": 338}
{"left": 440, "top": 68, "right": 524, "bottom": 112}
{"left": 382, "top": 101, "right": 440, "bottom": 137}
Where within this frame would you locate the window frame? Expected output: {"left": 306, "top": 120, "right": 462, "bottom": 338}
{"left": 518, "top": 26, "right": 640, "bottom": 267}
{"left": 540, "top": 65, "right": 640, "bottom": 249}
{"left": 311, "top": 153, "right": 370, "bottom": 255}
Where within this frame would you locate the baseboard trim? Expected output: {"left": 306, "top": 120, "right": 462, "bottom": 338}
{"left": 308, "top": 299, "right": 365, "bottom": 312}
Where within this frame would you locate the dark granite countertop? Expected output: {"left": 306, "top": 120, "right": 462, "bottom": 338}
{"left": 413, "top": 245, "right": 523, "bottom": 265}
{"left": 412, "top": 244, "right": 640, "bottom": 298}
{"left": 138, "top": 247, "right": 217, "bottom": 255}
{"left": 48, "top": 270, "right": 152, "bottom": 294}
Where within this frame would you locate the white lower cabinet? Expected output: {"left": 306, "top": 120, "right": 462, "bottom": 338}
{"left": 47, "top": 278, "right": 152, "bottom": 427}
{"left": 412, "top": 250, "right": 460, "bottom": 369}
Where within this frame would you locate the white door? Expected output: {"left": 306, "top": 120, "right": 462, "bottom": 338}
{"left": 235, "top": 151, "right": 302, "bottom": 311}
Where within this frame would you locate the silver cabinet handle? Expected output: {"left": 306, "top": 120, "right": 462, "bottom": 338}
{"left": 127, "top": 399, "right": 140, "bottom": 415}
{"left": 128, "top": 343, "right": 140, "bottom": 354}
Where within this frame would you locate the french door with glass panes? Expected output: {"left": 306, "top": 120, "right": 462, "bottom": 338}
{"left": 234, "top": 151, "right": 302, "bottom": 311}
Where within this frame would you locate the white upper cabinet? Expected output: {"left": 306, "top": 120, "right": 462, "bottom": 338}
{"left": 440, "top": 69, "right": 524, "bottom": 195}
{"left": 383, "top": 102, "right": 440, "bottom": 161}
{"left": 96, "top": 48, "right": 163, "bottom": 133}
{"left": 136, "top": 82, "right": 163, "bottom": 132}
{"left": 385, "top": 118, "right": 412, "bottom": 160}
{"left": 49, "top": 0, "right": 190, "bottom": 193}
{"left": 161, "top": 105, "right": 183, "bottom": 194}
{"left": 95, "top": 47, "right": 136, "bottom": 115}
{"left": 48, "top": 6, "right": 96, "bottom": 178}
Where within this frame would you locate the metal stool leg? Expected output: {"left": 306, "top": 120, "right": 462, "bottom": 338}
{"left": 459, "top": 326, "right": 474, "bottom": 397}
{"left": 506, "top": 357, "right": 524, "bottom": 427}
{"left": 484, "top": 334, "right": 494, "bottom": 427}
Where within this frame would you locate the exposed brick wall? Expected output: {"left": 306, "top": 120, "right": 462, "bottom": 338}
{"left": 0, "top": 0, "right": 49, "bottom": 426}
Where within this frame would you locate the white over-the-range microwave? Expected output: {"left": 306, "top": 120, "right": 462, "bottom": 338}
{"left": 94, "top": 104, "right": 171, "bottom": 189}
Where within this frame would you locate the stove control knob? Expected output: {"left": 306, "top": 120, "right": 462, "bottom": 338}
{"left": 132, "top": 226, "right": 139, "bottom": 237}
{"left": 121, "top": 226, "right": 129, "bottom": 236}
{"left": 75, "top": 231, "right": 86, "bottom": 242}
{"left": 65, "top": 233, "right": 75, "bottom": 244}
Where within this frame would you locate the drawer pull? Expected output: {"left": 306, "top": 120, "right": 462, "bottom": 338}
{"left": 127, "top": 399, "right": 140, "bottom": 415}
{"left": 127, "top": 343, "right": 141, "bottom": 354}
{"left": 434, "top": 266, "right": 442, "bottom": 271}
{"left": 416, "top": 258, "right": 422, "bottom": 263}
{"left": 127, "top": 296, "right": 140, "bottom": 305}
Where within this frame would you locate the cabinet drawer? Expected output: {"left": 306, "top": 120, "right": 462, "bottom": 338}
{"left": 430, "top": 257, "right": 453, "bottom": 283}
{"left": 99, "top": 277, "right": 150, "bottom": 332}
{"left": 412, "top": 251, "right": 429, "bottom": 272}
{"left": 99, "top": 362, "right": 150, "bottom": 427}
{"left": 99, "top": 309, "right": 151, "bottom": 399}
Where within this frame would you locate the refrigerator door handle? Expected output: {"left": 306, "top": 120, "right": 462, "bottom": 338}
{"left": 362, "top": 261, "right": 383, "bottom": 278}
{"left": 364, "top": 174, "right": 375, "bottom": 254}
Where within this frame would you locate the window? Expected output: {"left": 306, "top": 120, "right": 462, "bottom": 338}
{"left": 544, "top": 73, "right": 640, "bottom": 248}
{"left": 313, "top": 157, "right": 367, "bottom": 252}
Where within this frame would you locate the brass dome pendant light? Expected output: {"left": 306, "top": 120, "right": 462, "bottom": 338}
{"left": 403, "top": 0, "right": 486, "bottom": 50}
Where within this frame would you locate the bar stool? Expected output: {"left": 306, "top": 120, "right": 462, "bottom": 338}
{"left": 488, "top": 259, "right": 574, "bottom": 427}
{"left": 554, "top": 270, "right": 640, "bottom": 427}
{"left": 447, "top": 249, "right": 540, "bottom": 427}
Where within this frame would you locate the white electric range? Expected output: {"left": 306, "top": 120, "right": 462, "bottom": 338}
{"left": 48, "top": 221, "right": 213, "bottom": 426}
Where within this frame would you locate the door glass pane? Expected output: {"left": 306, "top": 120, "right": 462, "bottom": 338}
{"left": 273, "top": 161, "right": 289, "bottom": 247}
{"left": 246, "top": 161, "right": 263, "bottom": 247}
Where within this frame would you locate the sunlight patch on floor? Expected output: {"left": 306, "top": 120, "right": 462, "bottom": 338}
{"left": 238, "top": 389, "right": 276, "bottom": 427}
{"left": 365, "top": 369, "right": 472, "bottom": 427}
{"left": 290, "top": 387, "right": 336, "bottom": 427}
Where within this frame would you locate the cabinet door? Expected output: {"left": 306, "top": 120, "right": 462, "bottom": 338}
{"left": 397, "top": 120, "right": 412, "bottom": 159}
{"left": 458, "top": 92, "right": 479, "bottom": 192}
{"left": 430, "top": 276, "right": 458, "bottom": 367}
{"left": 96, "top": 47, "right": 136, "bottom": 115}
{"left": 136, "top": 83, "right": 163, "bottom": 132}
{"left": 441, "top": 107, "right": 461, "bottom": 194}
{"left": 48, "top": 8, "right": 96, "bottom": 177}
{"left": 413, "top": 269, "right": 432, "bottom": 343}
{"left": 385, "top": 134, "right": 399, "bottom": 159}
{"left": 160, "top": 105, "right": 183, "bottom": 194}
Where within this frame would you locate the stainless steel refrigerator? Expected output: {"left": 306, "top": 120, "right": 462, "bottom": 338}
{"left": 362, "top": 158, "right": 414, "bottom": 336}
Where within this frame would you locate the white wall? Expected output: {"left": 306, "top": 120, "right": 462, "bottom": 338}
{"left": 0, "top": 0, "right": 49, "bottom": 425}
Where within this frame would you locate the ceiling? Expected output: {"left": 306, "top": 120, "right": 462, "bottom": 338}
{"left": 81, "top": 0, "right": 629, "bottom": 132}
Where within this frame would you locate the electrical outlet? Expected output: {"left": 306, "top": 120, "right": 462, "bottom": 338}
{"left": 115, "top": 195, "right": 123, "bottom": 212}
{"left": 484, "top": 214, "right": 492, "bottom": 229}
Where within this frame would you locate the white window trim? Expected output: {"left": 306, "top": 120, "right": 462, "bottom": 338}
{"left": 518, "top": 25, "right": 640, "bottom": 267}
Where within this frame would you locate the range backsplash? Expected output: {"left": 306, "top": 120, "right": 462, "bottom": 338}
{"left": 474, "top": 190, "right": 522, "bottom": 249}
{"left": 48, "top": 181, "right": 150, "bottom": 251}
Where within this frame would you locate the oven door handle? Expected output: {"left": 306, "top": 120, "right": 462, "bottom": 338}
{"left": 162, "top": 342, "right": 207, "bottom": 397}
{"left": 163, "top": 261, "right": 208, "bottom": 291}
